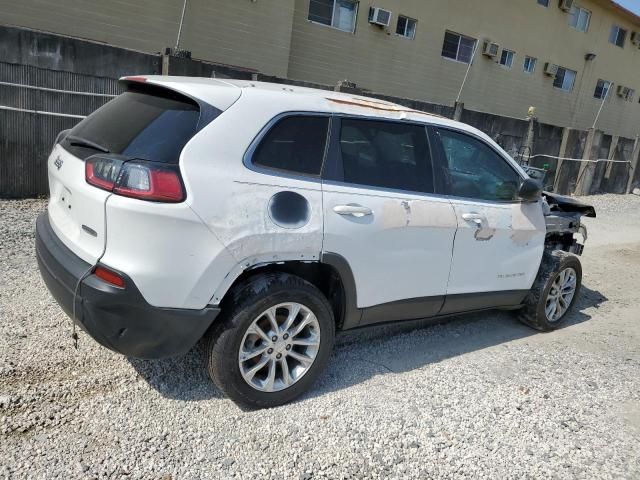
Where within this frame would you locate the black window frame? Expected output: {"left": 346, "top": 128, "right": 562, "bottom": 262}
{"left": 441, "top": 31, "right": 477, "bottom": 64}
{"left": 537, "top": 0, "right": 549, "bottom": 6}
{"left": 307, "top": 0, "right": 359, "bottom": 34}
{"left": 593, "top": 79, "right": 612, "bottom": 100}
{"left": 323, "top": 115, "right": 438, "bottom": 196}
{"left": 244, "top": 112, "right": 331, "bottom": 180}
{"left": 396, "top": 15, "right": 417, "bottom": 39}
{"left": 609, "top": 25, "right": 627, "bottom": 47}
{"left": 553, "top": 66, "right": 577, "bottom": 92}
{"left": 430, "top": 126, "right": 525, "bottom": 204}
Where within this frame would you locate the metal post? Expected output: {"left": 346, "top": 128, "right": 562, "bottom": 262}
{"left": 455, "top": 41, "right": 478, "bottom": 104}
{"left": 592, "top": 82, "right": 612, "bottom": 130}
{"left": 175, "top": 0, "right": 188, "bottom": 51}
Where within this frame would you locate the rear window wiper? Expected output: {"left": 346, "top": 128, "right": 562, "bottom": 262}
{"left": 66, "top": 135, "right": 111, "bottom": 153}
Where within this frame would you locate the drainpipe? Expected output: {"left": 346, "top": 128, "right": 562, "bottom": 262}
{"left": 453, "top": 41, "right": 478, "bottom": 121}
{"left": 592, "top": 81, "right": 612, "bottom": 130}
{"left": 175, "top": 0, "right": 188, "bottom": 51}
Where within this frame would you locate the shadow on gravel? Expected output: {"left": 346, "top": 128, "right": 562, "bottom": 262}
{"left": 128, "top": 343, "right": 225, "bottom": 401}
{"left": 129, "top": 284, "right": 607, "bottom": 403}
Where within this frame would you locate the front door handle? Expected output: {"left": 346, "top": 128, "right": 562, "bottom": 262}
{"left": 462, "top": 212, "right": 485, "bottom": 227}
{"left": 333, "top": 204, "right": 372, "bottom": 218}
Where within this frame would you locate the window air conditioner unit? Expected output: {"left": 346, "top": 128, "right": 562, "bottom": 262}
{"left": 544, "top": 63, "right": 558, "bottom": 76}
{"left": 617, "top": 85, "right": 630, "bottom": 97}
{"left": 368, "top": 7, "right": 392, "bottom": 27}
{"left": 559, "top": 0, "right": 574, "bottom": 12}
{"left": 482, "top": 41, "right": 500, "bottom": 57}
{"left": 631, "top": 31, "right": 640, "bottom": 47}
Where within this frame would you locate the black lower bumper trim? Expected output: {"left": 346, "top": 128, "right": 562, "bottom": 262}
{"left": 36, "top": 212, "right": 219, "bottom": 359}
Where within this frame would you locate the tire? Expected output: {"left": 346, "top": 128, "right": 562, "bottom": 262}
{"left": 518, "top": 250, "right": 582, "bottom": 331}
{"left": 206, "top": 272, "right": 335, "bottom": 409}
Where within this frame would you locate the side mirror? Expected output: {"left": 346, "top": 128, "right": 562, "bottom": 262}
{"left": 518, "top": 178, "right": 542, "bottom": 202}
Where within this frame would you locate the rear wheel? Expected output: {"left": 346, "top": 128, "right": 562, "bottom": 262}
{"left": 207, "top": 273, "right": 335, "bottom": 409}
{"left": 518, "top": 251, "right": 582, "bottom": 331}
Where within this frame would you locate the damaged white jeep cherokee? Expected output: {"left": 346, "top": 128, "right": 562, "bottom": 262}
{"left": 36, "top": 76, "right": 595, "bottom": 408}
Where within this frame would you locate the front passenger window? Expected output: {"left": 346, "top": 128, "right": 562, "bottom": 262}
{"left": 436, "top": 129, "right": 521, "bottom": 201}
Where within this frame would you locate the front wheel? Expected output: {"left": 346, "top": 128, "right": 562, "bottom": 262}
{"left": 207, "top": 273, "right": 335, "bottom": 409}
{"left": 518, "top": 250, "right": 582, "bottom": 331}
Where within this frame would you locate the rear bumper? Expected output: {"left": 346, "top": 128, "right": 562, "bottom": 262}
{"left": 35, "top": 212, "right": 219, "bottom": 359}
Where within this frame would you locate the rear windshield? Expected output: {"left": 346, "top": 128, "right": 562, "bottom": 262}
{"left": 62, "top": 88, "right": 202, "bottom": 163}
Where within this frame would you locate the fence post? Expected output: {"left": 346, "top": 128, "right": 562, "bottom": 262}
{"left": 523, "top": 117, "right": 535, "bottom": 154}
{"left": 553, "top": 127, "right": 571, "bottom": 192}
{"left": 575, "top": 128, "right": 599, "bottom": 196}
{"left": 626, "top": 135, "right": 640, "bottom": 193}
{"left": 603, "top": 135, "right": 619, "bottom": 183}
{"left": 453, "top": 101, "right": 464, "bottom": 121}
{"left": 161, "top": 54, "right": 170, "bottom": 75}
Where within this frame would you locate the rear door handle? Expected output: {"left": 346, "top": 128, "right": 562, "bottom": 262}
{"left": 333, "top": 204, "right": 372, "bottom": 218}
{"left": 462, "top": 212, "right": 485, "bottom": 227}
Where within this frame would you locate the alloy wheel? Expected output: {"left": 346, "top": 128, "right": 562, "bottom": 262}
{"left": 238, "top": 302, "right": 321, "bottom": 392}
{"left": 545, "top": 267, "right": 577, "bottom": 322}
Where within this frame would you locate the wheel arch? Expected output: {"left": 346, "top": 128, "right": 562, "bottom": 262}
{"left": 213, "top": 253, "right": 361, "bottom": 330}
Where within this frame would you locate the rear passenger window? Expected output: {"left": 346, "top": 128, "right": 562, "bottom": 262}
{"left": 339, "top": 118, "right": 434, "bottom": 193}
{"left": 252, "top": 116, "right": 329, "bottom": 176}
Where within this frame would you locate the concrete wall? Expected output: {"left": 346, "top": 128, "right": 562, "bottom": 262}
{"left": 1, "top": 24, "right": 639, "bottom": 198}
{"left": 0, "top": 0, "right": 295, "bottom": 76}
{"left": 288, "top": 0, "right": 640, "bottom": 139}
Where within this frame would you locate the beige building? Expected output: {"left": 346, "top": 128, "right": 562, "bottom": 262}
{"left": 1, "top": 0, "right": 639, "bottom": 138}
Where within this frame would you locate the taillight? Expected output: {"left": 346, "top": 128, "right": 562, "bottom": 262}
{"left": 85, "top": 155, "right": 185, "bottom": 203}
{"left": 94, "top": 265, "right": 126, "bottom": 288}
{"left": 86, "top": 156, "right": 123, "bottom": 191}
{"left": 113, "top": 161, "right": 184, "bottom": 202}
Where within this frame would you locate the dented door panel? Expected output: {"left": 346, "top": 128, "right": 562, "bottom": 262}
{"left": 446, "top": 199, "right": 545, "bottom": 295}
{"left": 322, "top": 184, "right": 457, "bottom": 309}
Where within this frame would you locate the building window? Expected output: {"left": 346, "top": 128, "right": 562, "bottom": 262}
{"left": 628, "top": 89, "right": 636, "bottom": 102}
{"left": 396, "top": 15, "right": 417, "bottom": 39}
{"left": 523, "top": 56, "right": 537, "bottom": 73}
{"left": 441, "top": 31, "right": 476, "bottom": 63}
{"left": 593, "top": 80, "right": 611, "bottom": 100}
{"left": 537, "top": 0, "right": 549, "bottom": 6}
{"left": 499, "top": 49, "right": 515, "bottom": 68}
{"left": 609, "top": 25, "right": 627, "bottom": 47}
{"left": 623, "top": 88, "right": 635, "bottom": 102}
{"left": 568, "top": 6, "right": 591, "bottom": 32}
{"left": 308, "top": 0, "right": 358, "bottom": 33}
{"left": 553, "top": 67, "right": 577, "bottom": 91}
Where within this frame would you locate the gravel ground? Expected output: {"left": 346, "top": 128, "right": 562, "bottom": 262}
{"left": 1, "top": 194, "right": 640, "bottom": 479}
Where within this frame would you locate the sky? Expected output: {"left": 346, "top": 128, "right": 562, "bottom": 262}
{"left": 614, "top": 0, "right": 640, "bottom": 15}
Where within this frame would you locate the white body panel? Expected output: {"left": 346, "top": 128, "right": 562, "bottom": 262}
{"left": 184, "top": 89, "right": 327, "bottom": 298}
{"left": 45, "top": 76, "right": 547, "bottom": 311}
{"left": 99, "top": 196, "right": 236, "bottom": 309}
{"left": 447, "top": 199, "right": 546, "bottom": 294}
{"left": 322, "top": 184, "right": 457, "bottom": 308}
{"left": 47, "top": 144, "right": 110, "bottom": 264}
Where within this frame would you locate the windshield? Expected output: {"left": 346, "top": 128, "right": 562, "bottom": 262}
{"left": 62, "top": 89, "right": 201, "bottom": 164}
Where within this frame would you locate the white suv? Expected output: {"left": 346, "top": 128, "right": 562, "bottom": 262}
{"left": 36, "top": 76, "right": 595, "bottom": 408}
